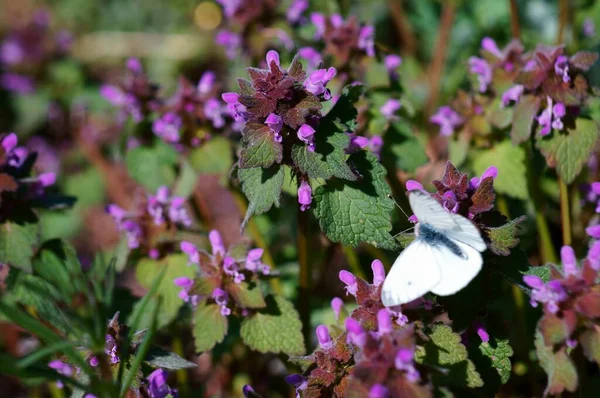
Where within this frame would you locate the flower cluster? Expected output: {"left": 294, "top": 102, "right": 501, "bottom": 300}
{"left": 107, "top": 186, "right": 191, "bottom": 255}
{"left": 286, "top": 260, "right": 429, "bottom": 397}
{"left": 0, "top": 133, "right": 57, "bottom": 221}
{"left": 430, "top": 37, "right": 598, "bottom": 140}
{"left": 310, "top": 13, "right": 375, "bottom": 64}
{"left": 178, "top": 229, "right": 272, "bottom": 317}
{"left": 526, "top": 243, "right": 600, "bottom": 370}
{"left": 0, "top": 9, "right": 71, "bottom": 94}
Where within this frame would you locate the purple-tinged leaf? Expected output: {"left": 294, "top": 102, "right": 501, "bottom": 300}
{"left": 539, "top": 311, "right": 577, "bottom": 346}
{"left": 239, "top": 123, "right": 283, "bottom": 168}
{"left": 569, "top": 51, "right": 599, "bottom": 71}
{"left": 580, "top": 326, "right": 600, "bottom": 365}
{"left": 510, "top": 95, "right": 540, "bottom": 144}
{"left": 535, "top": 331, "right": 578, "bottom": 395}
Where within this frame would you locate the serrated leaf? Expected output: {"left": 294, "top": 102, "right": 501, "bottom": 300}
{"left": 535, "top": 331, "right": 578, "bottom": 395}
{"left": 485, "top": 216, "right": 526, "bottom": 256}
{"left": 510, "top": 95, "right": 540, "bottom": 144}
{"left": 0, "top": 221, "right": 39, "bottom": 272}
{"left": 238, "top": 165, "right": 284, "bottom": 229}
{"left": 478, "top": 339, "right": 513, "bottom": 384}
{"left": 535, "top": 118, "right": 600, "bottom": 184}
{"left": 227, "top": 281, "right": 266, "bottom": 309}
{"left": 239, "top": 124, "right": 283, "bottom": 168}
{"left": 189, "top": 137, "right": 233, "bottom": 184}
{"left": 415, "top": 324, "right": 483, "bottom": 388}
{"left": 313, "top": 152, "right": 399, "bottom": 250}
{"left": 144, "top": 346, "right": 197, "bottom": 369}
{"left": 473, "top": 140, "right": 528, "bottom": 199}
{"left": 125, "top": 142, "right": 178, "bottom": 192}
{"left": 135, "top": 254, "right": 196, "bottom": 326}
{"left": 569, "top": 51, "right": 599, "bottom": 71}
{"left": 193, "top": 303, "right": 228, "bottom": 353}
{"left": 539, "top": 312, "right": 577, "bottom": 346}
{"left": 580, "top": 326, "right": 600, "bottom": 365}
{"left": 240, "top": 294, "right": 305, "bottom": 356}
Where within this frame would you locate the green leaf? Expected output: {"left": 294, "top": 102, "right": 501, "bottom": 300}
{"left": 128, "top": 266, "right": 167, "bottom": 333}
{"left": 535, "top": 331, "right": 578, "bottom": 395}
{"left": 227, "top": 281, "right": 266, "bottom": 309}
{"left": 125, "top": 141, "right": 178, "bottom": 192}
{"left": 580, "top": 327, "right": 600, "bottom": 366}
{"left": 485, "top": 216, "right": 527, "bottom": 256}
{"left": 189, "top": 137, "right": 233, "bottom": 183}
{"left": 240, "top": 295, "right": 305, "bottom": 356}
{"left": 239, "top": 123, "right": 283, "bottom": 168}
{"left": 193, "top": 303, "right": 228, "bottom": 353}
{"left": 472, "top": 140, "right": 528, "bottom": 200}
{"left": 144, "top": 346, "right": 197, "bottom": 370}
{"left": 0, "top": 221, "right": 39, "bottom": 272}
{"left": 415, "top": 324, "right": 483, "bottom": 388}
{"left": 478, "top": 339, "right": 514, "bottom": 384}
{"left": 32, "top": 240, "right": 85, "bottom": 297}
{"left": 238, "top": 165, "right": 284, "bottom": 229}
{"left": 510, "top": 95, "right": 540, "bottom": 144}
{"left": 385, "top": 123, "right": 428, "bottom": 173}
{"left": 535, "top": 118, "right": 600, "bottom": 184}
{"left": 173, "top": 160, "right": 197, "bottom": 199}
{"left": 135, "top": 254, "right": 196, "bottom": 327}
{"left": 313, "top": 152, "right": 399, "bottom": 250}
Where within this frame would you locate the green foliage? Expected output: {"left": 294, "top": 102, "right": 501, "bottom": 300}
{"left": 189, "top": 137, "right": 233, "bottom": 182}
{"left": 228, "top": 281, "right": 267, "bottom": 309}
{"left": 478, "top": 339, "right": 513, "bottom": 384}
{"left": 485, "top": 215, "right": 527, "bottom": 256}
{"left": 384, "top": 122, "right": 428, "bottom": 173}
{"left": 135, "top": 254, "right": 196, "bottom": 326}
{"left": 580, "top": 328, "right": 600, "bottom": 365}
{"left": 240, "top": 295, "right": 305, "bottom": 356}
{"left": 193, "top": 303, "right": 228, "bottom": 353}
{"left": 536, "top": 118, "right": 600, "bottom": 184}
{"left": 0, "top": 221, "right": 39, "bottom": 272}
{"left": 173, "top": 160, "right": 197, "bottom": 199}
{"left": 238, "top": 165, "right": 285, "bottom": 228}
{"left": 125, "top": 141, "right": 178, "bottom": 192}
{"left": 144, "top": 346, "right": 197, "bottom": 370}
{"left": 313, "top": 151, "right": 399, "bottom": 250}
{"left": 239, "top": 124, "right": 283, "bottom": 168}
{"left": 473, "top": 140, "right": 528, "bottom": 199}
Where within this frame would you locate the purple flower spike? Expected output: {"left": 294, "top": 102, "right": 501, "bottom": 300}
{"left": 481, "top": 37, "right": 503, "bottom": 58}
{"left": 430, "top": 106, "right": 463, "bottom": 136}
{"left": 501, "top": 85, "right": 524, "bottom": 107}
{"left": 265, "top": 113, "right": 283, "bottom": 142}
{"left": 345, "top": 318, "right": 367, "bottom": 347}
{"left": 468, "top": 56, "right": 492, "bottom": 93}
{"left": 266, "top": 50, "right": 280, "bottom": 68}
{"left": 298, "top": 179, "right": 312, "bottom": 211}
{"left": 180, "top": 241, "right": 199, "bottom": 265}
{"left": 377, "top": 309, "right": 393, "bottom": 334}
{"left": 297, "top": 124, "right": 316, "bottom": 151}
{"left": 304, "top": 67, "right": 336, "bottom": 100}
{"left": 369, "top": 384, "right": 390, "bottom": 398}
{"left": 380, "top": 99, "right": 401, "bottom": 120}
{"left": 339, "top": 270, "right": 358, "bottom": 296}
{"left": 316, "top": 325, "right": 332, "bottom": 349}
{"left": 561, "top": 246, "right": 578, "bottom": 276}
{"left": 554, "top": 55, "right": 570, "bottom": 83}
{"left": 331, "top": 297, "right": 344, "bottom": 320}
{"left": 209, "top": 230, "right": 226, "bottom": 256}
{"left": 586, "top": 225, "right": 600, "bottom": 238}
{"left": 371, "top": 259, "right": 386, "bottom": 286}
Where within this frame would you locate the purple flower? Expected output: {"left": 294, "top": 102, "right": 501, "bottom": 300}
{"left": 265, "top": 113, "right": 283, "bottom": 142}
{"left": 371, "top": 259, "right": 386, "bottom": 286}
{"left": 222, "top": 92, "right": 246, "bottom": 122}
{"left": 100, "top": 84, "right": 127, "bottom": 106}
{"left": 523, "top": 275, "right": 567, "bottom": 314}
{"left": 380, "top": 99, "right": 401, "bottom": 120}
{"left": 469, "top": 166, "right": 498, "bottom": 189}
{"left": 105, "top": 334, "right": 120, "bottom": 364}
{"left": 266, "top": 50, "right": 280, "bottom": 68}
{"left": 311, "top": 13, "right": 326, "bottom": 39}
{"left": 501, "top": 85, "right": 524, "bottom": 107}
{"left": 153, "top": 112, "right": 182, "bottom": 143}
{"left": 304, "top": 67, "right": 336, "bottom": 100}
{"left": 147, "top": 369, "right": 176, "bottom": 398}
{"left": 316, "top": 325, "right": 332, "bottom": 349}
{"left": 385, "top": 54, "right": 402, "bottom": 76}
{"left": 37, "top": 172, "right": 56, "bottom": 187}
{"left": 285, "top": 374, "right": 308, "bottom": 398}
{"left": 395, "top": 348, "right": 419, "bottom": 382}
{"left": 430, "top": 106, "right": 463, "bottom": 136}
{"left": 287, "top": 0, "right": 308, "bottom": 23}
{"left": 377, "top": 309, "right": 393, "bottom": 334}
{"left": 0, "top": 73, "right": 34, "bottom": 94}
{"left": 245, "top": 248, "right": 266, "bottom": 273}
{"left": 298, "top": 47, "right": 322, "bottom": 69}
{"left": 209, "top": 230, "right": 226, "bottom": 256}
{"left": 586, "top": 224, "right": 600, "bottom": 238}
{"left": 297, "top": 124, "right": 316, "bottom": 152}
{"left": 216, "top": 0, "right": 240, "bottom": 18}
{"left": 481, "top": 37, "right": 503, "bottom": 58}
{"left": 358, "top": 25, "right": 375, "bottom": 57}
{"left": 1, "top": 132, "right": 18, "bottom": 154}
{"left": 48, "top": 360, "right": 73, "bottom": 388}
{"left": 537, "top": 97, "right": 566, "bottom": 136}
{"left": 369, "top": 384, "right": 389, "bottom": 398}
{"left": 345, "top": 318, "right": 367, "bottom": 347}
{"left": 298, "top": 179, "right": 312, "bottom": 211}
{"left": 554, "top": 55, "right": 570, "bottom": 83}
{"left": 242, "top": 385, "right": 256, "bottom": 397}
{"left": 339, "top": 270, "right": 358, "bottom": 296}
{"left": 0, "top": 39, "right": 24, "bottom": 65}
{"left": 215, "top": 30, "right": 241, "bottom": 59}
{"left": 174, "top": 277, "right": 197, "bottom": 305}
{"left": 561, "top": 245, "right": 578, "bottom": 276}
{"left": 204, "top": 98, "right": 226, "bottom": 129}
{"left": 583, "top": 18, "right": 596, "bottom": 37}
{"left": 181, "top": 241, "right": 200, "bottom": 265}
{"left": 126, "top": 57, "right": 142, "bottom": 73}
{"left": 350, "top": 134, "right": 369, "bottom": 150}
{"left": 406, "top": 180, "right": 423, "bottom": 191}
{"left": 212, "top": 288, "right": 231, "bottom": 316}
{"left": 588, "top": 241, "right": 600, "bottom": 270}
{"left": 468, "top": 56, "right": 492, "bottom": 93}
{"left": 89, "top": 356, "right": 99, "bottom": 367}
{"left": 197, "top": 71, "right": 215, "bottom": 95}
{"left": 441, "top": 190, "right": 459, "bottom": 213}
{"left": 331, "top": 297, "right": 344, "bottom": 321}
{"left": 476, "top": 325, "right": 490, "bottom": 343}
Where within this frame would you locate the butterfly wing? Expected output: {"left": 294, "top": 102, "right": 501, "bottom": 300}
{"left": 429, "top": 240, "right": 483, "bottom": 296}
{"left": 381, "top": 240, "right": 442, "bottom": 307}
{"left": 409, "top": 190, "right": 486, "bottom": 252}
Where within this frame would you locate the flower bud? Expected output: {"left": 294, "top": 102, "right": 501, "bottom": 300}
{"left": 316, "top": 325, "right": 332, "bottom": 349}
{"left": 339, "top": 270, "right": 358, "bottom": 296}
{"left": 371, "top": 259, "right": 386, "bottom": 286}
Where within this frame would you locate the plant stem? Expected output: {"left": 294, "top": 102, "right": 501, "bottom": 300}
{"left": 342, "top": 246, "right": 366, "bottom": 280}
{"left": 388, "top": 0, "right": 417, "bottom": 56}
{"left": 509, "top": 0, "right": 521, "bottom": 39}
{"left": 557, "top": 0, "right": 569, "bottom": 44}
{"left": 172, "top": 335, "right": 189, "bottom": 398}
{"left": 297, "top": 199, "right": 311, "bottom": 349}
{"left": 559, "top": 177, "right": 572, "bottom": 246}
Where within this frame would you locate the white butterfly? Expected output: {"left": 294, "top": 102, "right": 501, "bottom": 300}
{"left": 381, "top": 190, "right": 487, "bottom": 307}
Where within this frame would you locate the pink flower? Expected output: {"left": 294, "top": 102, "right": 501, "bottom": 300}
{"left": 345, "top": 318, "right": 367, "bottom": 347}
{"left": 316, "top": 325, "right": 332, "bottom": 349}
{"left": 180, "top": 241, "right": 200, "bottom": 265}
{"left": 209, "top": 230, "right": 226, "bottom": 256}
{"left": 430, "top": 106, "right": 463, "bottom": 136}
{"left": 561, "top": 245, "right": 578, "bottom": 276}
{"left": 266, "top": 50, "right": 280, "bottom": 68}
{"left": 469, "top": 166, "right": 498, "bottom": 189}
{"left": 380, "top": 99, "right": 401, "bottom": 120}
{"left": 501, "top": 85, "right": 524, "bottom": 107}
{"left": 371, "top": 259, "right": 386, "bottom": 286}
{"left": 554, "top": 55, "right": 570, "bottom": 83}
{"left": 468, "top": 56, "right": 492, "bottom": 93}
{"left": 297, "top": 124, "right": 316, "bottom": 152}
{"left": 358, "top": 25, "right": 375, "bottom": 57}
{"left": 377, "top": 309, "right": 393, "bottom": 334}
{"left": 331, "top": 297, "right": 344, "bottom": 321}
{"left": 298, "top": 179, "right": 312, "bottom": 211}
{"left": 339, "top": 270, "right": 358, "bottom": 296}
{"left": 265, "top": 113, "right": 283, "bottom": 142}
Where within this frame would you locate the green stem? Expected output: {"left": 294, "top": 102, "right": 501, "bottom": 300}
{"left": 342, "top": 246, "right": 366, "bottom": 280}
{"left": 172, "top": 335, "right": 189, "bottom": 398}
{"left": 297, "top": 198, "right": 311, "bottom": 349}
{"left": 559, "top": 177, "right": 572, "bottom": 246}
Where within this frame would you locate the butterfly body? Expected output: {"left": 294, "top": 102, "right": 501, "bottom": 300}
{"left": 381, "top": 191, "right": 486, "bottom": 307}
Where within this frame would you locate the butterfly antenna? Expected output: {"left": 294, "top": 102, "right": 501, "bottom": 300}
{"left": 388, "top": 194, "right": 411, "bottom": 219}
{"left": 393, "top": 225, "right": 415, "bottom": 238}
